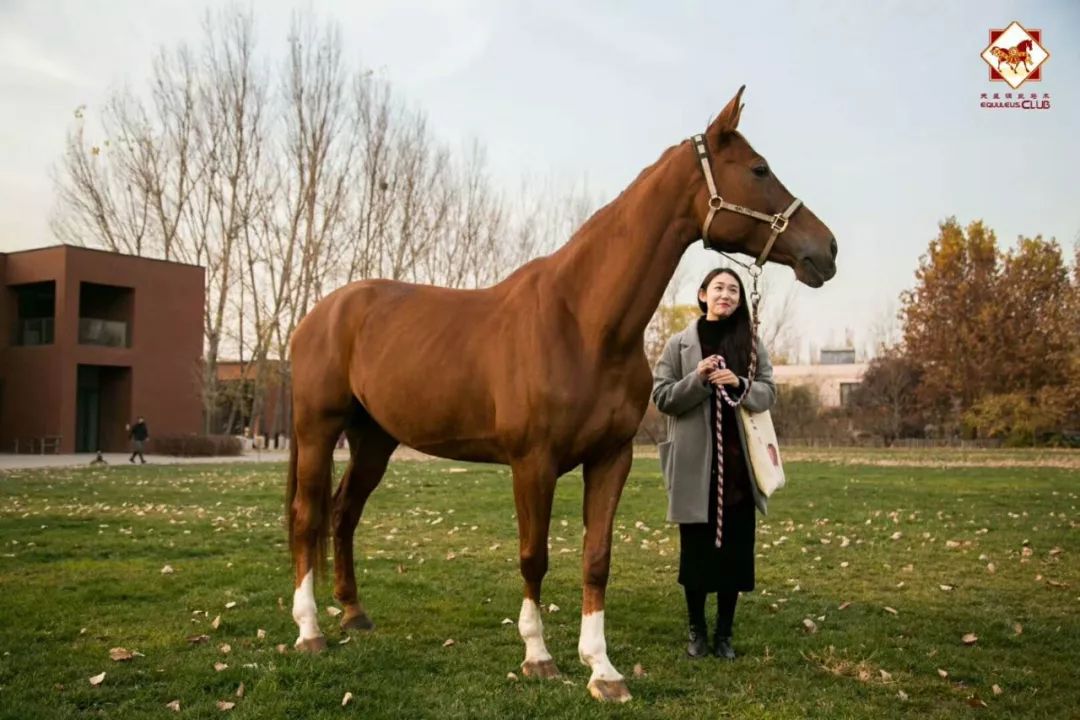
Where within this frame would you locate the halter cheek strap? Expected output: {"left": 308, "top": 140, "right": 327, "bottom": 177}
{"left": 690, "top": 133, "right": 802, "bottom": 267}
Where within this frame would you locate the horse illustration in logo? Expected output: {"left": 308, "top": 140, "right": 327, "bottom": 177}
{"left": 989, "top": 39, "right": 1034, "bottom": 73}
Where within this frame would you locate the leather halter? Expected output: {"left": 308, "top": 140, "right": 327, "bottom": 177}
{"left": 690, "top": 133, "right": 802, "bottom": 267}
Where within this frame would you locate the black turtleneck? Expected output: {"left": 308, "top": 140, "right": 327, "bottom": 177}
{"left": 695, "top": 314, "right": 752, "bottom": 507}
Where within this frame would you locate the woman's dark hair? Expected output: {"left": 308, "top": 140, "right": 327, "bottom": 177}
{"left": 697, "top": 268, "right": 754, "bottom": 376}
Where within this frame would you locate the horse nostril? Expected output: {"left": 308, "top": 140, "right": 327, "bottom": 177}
{"left": 829, "top": 237, "right": 838, "bottom": 259}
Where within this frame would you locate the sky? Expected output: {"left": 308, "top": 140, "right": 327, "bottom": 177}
{"left": 2, "top": 0, "right": 1078, "bottom": 359}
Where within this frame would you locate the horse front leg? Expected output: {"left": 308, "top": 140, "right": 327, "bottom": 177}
{"left": 578, "top": 442, "right": 633, "bottom": 703}
{"left": 511, "top": 454, "right": 561, "bottom": 679}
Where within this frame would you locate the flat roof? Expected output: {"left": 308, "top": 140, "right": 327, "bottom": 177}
{"left": 0, "top": 243, "right": 204, "bottom": 271}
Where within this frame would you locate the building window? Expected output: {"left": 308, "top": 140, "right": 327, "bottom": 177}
{"left": 820, "top": 348, "right": 856, "bottom": 365}
{"left": 839, "top": 382, "right": 860, "bottom": 407}
{"left": 79, "top": 282, "right": 133, "bottom": 348}
{"left": 13, "top": 281, "right": 55, "bottom": 346}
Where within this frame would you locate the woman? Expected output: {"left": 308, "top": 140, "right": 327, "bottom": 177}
{"left": 651, "top": 268, "right": 776, "bottom": 660}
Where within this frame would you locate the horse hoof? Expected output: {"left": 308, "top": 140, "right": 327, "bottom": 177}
{"left": 587, "top": 678, "right": 632, "bottom": 703}
{"left": 521, "top": 659, "right": 561, "bottom": 679}
{"left": 294, "top": 636, "right": 328, "bottom": 654}
{"left": 340, "top": 609, "right": 375, "bottom": 632}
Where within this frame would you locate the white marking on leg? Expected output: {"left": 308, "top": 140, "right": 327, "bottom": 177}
{"left": 518, "top": 598, "right": 553, "bottom": 665}
{"left": 292, "top": 570, "right": 322, "bottom": 644}
{"left": 578, "top": 611, "right": 623, "bottom": 683}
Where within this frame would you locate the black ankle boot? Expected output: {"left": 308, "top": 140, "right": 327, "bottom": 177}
{"left": 687, "top": 624, "right": 709, "bottom": 658}
{"left": 713, "top": 633, "right": 736, "bottom": 660}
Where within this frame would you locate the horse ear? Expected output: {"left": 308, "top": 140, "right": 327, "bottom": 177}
{"left": 710, "top": 85, "right": 746, "bottom": 136}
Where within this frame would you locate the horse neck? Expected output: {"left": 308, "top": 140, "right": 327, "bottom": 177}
{"left": 547, "top": 142, "right": 700, "bottom": 352}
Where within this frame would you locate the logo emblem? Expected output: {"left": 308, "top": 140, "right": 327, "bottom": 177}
{"left": 981, "top": 21, "right": 1048, "bottom": 89}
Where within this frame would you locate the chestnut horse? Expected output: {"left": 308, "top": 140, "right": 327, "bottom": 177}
{"left": 286, "top": 86, "right": 837, "bottom": 702}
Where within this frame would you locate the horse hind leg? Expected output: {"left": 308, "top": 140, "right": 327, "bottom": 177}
{"left": 289, "top": 409, "right": 347, "bottom": 654}
{"left": 332, "top": 404, "right": 398, "bottom": 632}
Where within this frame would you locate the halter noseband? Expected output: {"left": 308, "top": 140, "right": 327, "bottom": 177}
{"left": 690, "top": 133, "right": 802, "bottom": 267}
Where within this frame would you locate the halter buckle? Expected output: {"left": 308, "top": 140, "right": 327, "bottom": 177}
{"left": 708, "top": 195, "right": 724, "bottom": 210}
{"left": 770, "top": 213, "right": 789, "bottom": 233}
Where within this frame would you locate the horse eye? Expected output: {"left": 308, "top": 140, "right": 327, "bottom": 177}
{"left": 753, "top": 164, "right": 769, "bottom": 178}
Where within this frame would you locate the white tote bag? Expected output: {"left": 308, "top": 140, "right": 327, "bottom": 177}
{"left": 737, "top": 406, "right": 785, "bottom": 497}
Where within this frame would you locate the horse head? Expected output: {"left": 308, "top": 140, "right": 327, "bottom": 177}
{"left": 694, "top": 86, "right": 838, "bottom": 287}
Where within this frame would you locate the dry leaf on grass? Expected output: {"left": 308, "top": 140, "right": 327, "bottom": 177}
{"left": 547, "top": 603, "right": 560, "bottom": 613}
{"left": 938, "top": 668, "right": 949, "bottom": 679}
{"left": 89, "top": 672, "right": 106, "bottom": 687}
{"left": 211, "top": 615, "right": 221, "bottom": 630}
{"left": 165, "top": 700, "right": 180, "bottom": 712}
{"left": 225, "top": 601, "right": 237, "bottom": 609}
{"left": 443, "top": 638, "right": 455, "bottom": 647}
{"left": 219, "top": 643, "right": 231, "bottom": 654}
{"left": 217, "top": 700, "right": 236, "bottom": 711}
{"left": 109, "top": 647, "right": 134, "bottom": 662}
{"left": 326, "top": 606, "right": 342, "bottom": 617}
{"left": 939, "top": 584, "right": 955, "bottom": 591}
{"left": 235, "top": 682, "right": 245, "bottom": 698}
{"left": 838, "top": 601, "right": 852, "bottom": 610}
{"left": 1013, "top": 623, "right": 1023, "bottom": 635}
{"left": 802, "top": 618, "right": 818, "bottom": 634}
{"left": 962, "top": 633, "right": 978, "bottom": 645}
{"left": 214, "top": 662, "right": 228, "bottom": 672}
{"left": 342, "top": 691, "right": 354, "bottom": 706}
{"left": 879, "top": 669, "right": 892, "bottom": 682}
{"left": 257, "top": 628, "right": 266, "bottom": 639}
{"left": 883, "top": 607, "right": 899, "bottom": 615}
{"left": 986, "top": 563, "right": 996, "bottom": 574}
{"left": 506, "top": 672, "right": 519, "bottom": 681}
{"left": 187, "top": 634, "right": 210, "bottom": 645}
{"left": 276, "top": 644, "right": 288, "bottom": 654}
{"left": 967, "top": 696, "right": 988, "bottom": 708}
{"left": 161, "top": 565, "right": 174, "bottom": 574}
{"left": 897, "top": 689, "right": 909, "bottom": 701}
{"left": 633, "top": 663, "right": 646, "bottom": 678}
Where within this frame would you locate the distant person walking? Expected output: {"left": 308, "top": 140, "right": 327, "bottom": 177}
{"left": 128, "top": 416, "right": 149, "bottom": 464}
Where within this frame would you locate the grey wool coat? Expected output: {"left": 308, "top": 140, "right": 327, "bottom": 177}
{"left": 651, "top": 324, "right": 777, "bottom": 523}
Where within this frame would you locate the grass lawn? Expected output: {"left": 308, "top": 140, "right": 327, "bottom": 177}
{"left": 0, "top": 451, "right": 1076, "bottom": 719}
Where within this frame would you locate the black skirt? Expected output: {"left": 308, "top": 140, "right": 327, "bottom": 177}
{"left": 678, "top": 499, "right": 756, "bottom": 592}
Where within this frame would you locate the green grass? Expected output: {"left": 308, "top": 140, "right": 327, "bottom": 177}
{"left": 0, "top": 452, "right": 1077, "bottom": 719}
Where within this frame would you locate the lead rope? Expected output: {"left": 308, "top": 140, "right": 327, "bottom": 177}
{"left": 710, "top": 275, "right": 763, "bottom": 549}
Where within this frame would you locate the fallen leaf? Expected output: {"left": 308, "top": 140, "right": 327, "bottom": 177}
{"left": 884, "top": 607, "right": 899, "bottom": 615}
{"left": 501, "top": 618, "right": 514, "bottom": 625}
{"left": 880, "top": 669, "right": 892, "bottom": 682}
{"left": 633, "top": 663, "right": 646, "bottom": 678}
{"left": 838, "top": 601, "right": 852, "bottom": 610}
{"left": 219, "top": 643, "right": 232, "bottom": 654}
{"left": 257, "top": 628, "right": 266, "bottom": 639}
{"left": 962, "top": 633, "right": 978, "bottom": 645}
{"left": 217, "top": 700, "right": 235, "bottom": 711}
{"left": 939, "top": 584, "right": 955, "bottom": 591}
{"left": 890, "top": 532, "right": 902, "bottom": 541}
{"left": 897, "top": 689, "right": 909, "bottom": 701}
{"left": 187, "top": 634, "right": 210, "bottom": 645}
{"left": 225, "top": 601, "right": 237, "bottom": 609}
{"left": 987, "top": 563, "right": 996, "bottom": 574}
{"left": 1013, "top": 623, "right": 1023, "bottom": 635}
{"left": 109, "top": 647, "right": 134, "bottom": 662}
{"left": 235, "top": 682, "right": 245, "bottom": 698}
{"left": 506, "top": 672, "right": 518, "bottom": 681}
{"left": 338, "top": 636, "right": 351, "bottom": 645}
{"left": 276, "top": 644, "right": 287, "bottom": 654}
{"left": 166, "top": 700, "right": 181, "bottom": 712}
{"left": 89, "top": 672, "right": 106, "bottom": 687}
{"left": 1021, "top": 546, "right": 1033, "bottom": 558}
{"left": 443, "top": 638, "right": 455, "bottom": 647}
{"left": 342, "top": 691, "right": 354, "bottom": 706}
{"left": 547, "top": 603, "right": 560, "bottom": 613}
{"left": 161, "top": 565, "right": 174, "bottom": 574}
{"left": 1049, "top": 547, "right": 1063, "bottom": 557}
{"left": 938, "top": 668, "right": 949, "bottom": 679}
{"left": 326, "top": 606, "right": 342, "bottom": 617}
{"left": 211, "top": 615, "right": 221, "bottom": 630}
{"left": 945, "top": 540, "right": 961, "bottom": 549}
{"left": 992, "top": 684, "right": 1003, "bottom": 696}
{"left": 214, "top": 662, "right": 228, "bottom": 672}
{"left": 802, "top": 618, "right": 818, "bottom": 634}
{"left": 967, "top": 696, "right": 988, "bottom": 708}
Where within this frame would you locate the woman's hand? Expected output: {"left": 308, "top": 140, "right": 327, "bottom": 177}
{"left": 708, "top": 368, "right": 740, "bottom": 388}
{"left": 696, "top": 356, "right": 719, "bottom": 381}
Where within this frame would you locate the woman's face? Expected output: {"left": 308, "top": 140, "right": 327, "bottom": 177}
{"left": 699, "top": 272, "right": 741, "bottom": 320}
